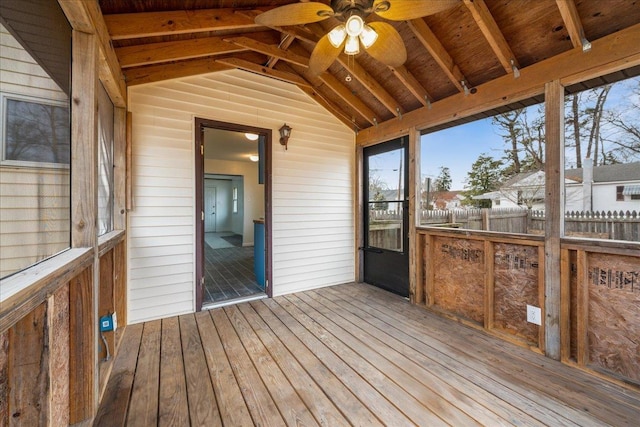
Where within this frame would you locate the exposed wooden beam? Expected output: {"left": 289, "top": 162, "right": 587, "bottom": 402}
{"left": 287, "top": 59, "right": 370, "bottom": 128}
{"left": 116, "top": 37, "right": 247, "bottom": 68}
{"left": 224, "top": 36, "right": 310, "bottom": 67}
{"left": 299, "top": 86, "right": 358, "bottom": 130}
{"left": 266, "top": 34, "right": 296, "bottom": 68}
{"left": 280, "top": 26, "right": 320, "bottom": 44}
{"left": 125, "top": 59, "right": 232, "bottom": 86}
{"left": 356, "top": 22, "right": 640, "bottom": 146}
{"left": 215, "top": 57, "right": 311, "bottom": 87}
{"left": 463, "top": 0, "right": 519, "bottom": 73}
{"left": 337, "top": 55, "right": 401, "bottom": 117}
{"left": 407, "top": 18, "right": 466, "bottom": 92}
{"left": 58, "top": 0, "right": 126, "bottom": 107}
{"left": 318, "top": 72, "right": 378, "bottom": 126}
{"left": 104, "top": 8, "right": 267, "bottom": 39}
{"left": 390, "top": 65, "right": 432, "bottom": 107}
{"left": 555, "top": 0, "right": 587, "bottom": 50}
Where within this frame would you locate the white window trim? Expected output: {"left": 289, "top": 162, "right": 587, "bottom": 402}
{"left": 0, "top": 92, "right": 70, "bottom": 169}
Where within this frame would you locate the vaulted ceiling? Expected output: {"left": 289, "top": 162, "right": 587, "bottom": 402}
{"left": 97, "top": 0, "right": 640, "bottom": 132}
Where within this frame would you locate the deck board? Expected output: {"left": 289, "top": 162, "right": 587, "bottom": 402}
{"left": 97, "top": 283, "right": 640, "bottom": 426}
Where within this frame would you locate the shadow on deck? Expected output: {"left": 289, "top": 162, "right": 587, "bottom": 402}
{"left": 95, "top": 283, "right": 640, "bottom": 426}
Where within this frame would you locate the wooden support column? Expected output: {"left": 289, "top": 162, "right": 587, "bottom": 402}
{"left": 114, "top": 107, "right": 127, "bottom": 231}
{"left": 70, "top": 29, "right": 99, "bottom": 423}
{"left": 544, "top": 79, "right": 565, "bottom": 360}
{"left": 408, "top": 128, "right": 419, "bottom": 303}
{"left": 356, "top": 145, "right": 364, "bottom": 282}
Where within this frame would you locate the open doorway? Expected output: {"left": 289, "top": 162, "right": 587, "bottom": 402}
{"left": 195, "top": 119, "right": 271, "bottom": 309}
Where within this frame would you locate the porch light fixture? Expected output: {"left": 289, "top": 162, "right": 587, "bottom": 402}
{"left": 245, "top": 132, "right": 259, "bottom": 141}
{"left": 328, "top": 14, "right": 378, "bottom": 56}
{"left": 279, "top": 123, "right": 292, "bottom": 150}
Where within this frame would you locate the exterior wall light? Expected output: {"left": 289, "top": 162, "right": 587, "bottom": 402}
{"left": 279, "top": 123, "right": 292, "bottom": 150}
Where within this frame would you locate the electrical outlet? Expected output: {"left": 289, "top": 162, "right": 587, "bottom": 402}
{"left": 527, "top": 304, "right": 542, "bottom": 325}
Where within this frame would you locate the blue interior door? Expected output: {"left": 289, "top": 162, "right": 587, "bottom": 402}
{"left": 363, "top": 137, "right": 409, "bottom": 297}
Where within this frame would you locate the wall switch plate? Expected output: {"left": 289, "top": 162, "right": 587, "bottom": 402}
{"left": 527, "top": 305, "right": 542, "bottom": 325}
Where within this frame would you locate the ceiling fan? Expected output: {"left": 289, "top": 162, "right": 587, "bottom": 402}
{"left": 255, "top": 0, "right": 459, "bottom": 75}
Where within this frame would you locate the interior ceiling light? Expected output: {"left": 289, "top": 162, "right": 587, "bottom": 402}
{"left": 245, "top": 133, "right": 259, "bottom": 141}
{"left": 249, "top": 154, "right": 259, "bottom": 162}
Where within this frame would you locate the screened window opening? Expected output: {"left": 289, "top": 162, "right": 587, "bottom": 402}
{"left": 419, "top": 99, "right": 545, "bottom": 234}
{"left": 98, "top": 83, "right": 114, "bottom": 235}
{"left": 0, "top": 8, "right": 72, "bottom": 279}
{"left": 563, "top": 74, "right": 640, "bottom": 242}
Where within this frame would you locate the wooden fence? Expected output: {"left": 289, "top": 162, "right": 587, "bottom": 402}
{"left": 370, "top": 208, "right": 640, "bottom": 241}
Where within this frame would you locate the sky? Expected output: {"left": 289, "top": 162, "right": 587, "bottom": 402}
{"left": 370, "top": 76, "right": 638, "bottom": 193}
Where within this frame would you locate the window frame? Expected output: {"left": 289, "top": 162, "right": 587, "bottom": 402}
{"left": 0, "top": 92, "right": 71, "bottom": 169}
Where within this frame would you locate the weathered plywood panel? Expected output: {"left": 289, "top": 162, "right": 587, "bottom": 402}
{"left": 493, "top": 243, "right": 540, "bottom": 346}
{"left": 9, "top": 303, "right": 49, "bottom": 426}
{"left": 49, "top": 284, "right": 70, "bottom": 427}
{"left": 0, "top": 330, "right": 8, "bottom": 424}
{"left": 586, "top": 253, "right": 640, "bottom": 383}
{"left": 433, "top": 236, "right": 484, "bottom": 324}
{"left": 569, "top": 250, "right": 578, "bottom": 361}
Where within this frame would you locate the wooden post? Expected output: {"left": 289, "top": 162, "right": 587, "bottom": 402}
{"left": 356, "top": 145, "right": 364, "bottom": 282}
{"left": 408, "top": 128, "right": 419, "bottom": 303}
{"left": 544, "top": 79, "right": 565, "bottom": 360}
{"left": 484, "top": 241, "right": 495, "bottom": 330}
{"left": 70, "top": 29, "right": 99, "bottom": 422}
{"left": 114, "top": 107, "right": 127, "bottom": 230}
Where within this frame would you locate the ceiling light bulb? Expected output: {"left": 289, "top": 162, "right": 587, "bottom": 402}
{"left": 328, "top": 25, "right": 347, "bottom": 48}
{"left": 359, "top": 24, "right": 378, "bottom": 49}
{"left": 249, "top": 155, "right": 259, "bottom": 162}
{"left": 345, "top": 15, "right": 364, "bottom": 37}
{"left": 245, "top": 133, "right": 259, "bottom": 141}
{"left": 344, "top": 35, "right": 360, "bottom": 55}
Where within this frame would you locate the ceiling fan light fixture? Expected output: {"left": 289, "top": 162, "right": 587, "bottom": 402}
{"left": 345, "top": 14, "right": 365, "bottom": 37}
{"left": 359, "top": 24, "right": 378, "bottom": 49}
{"left": 328, "top": 25, "right": 347, "bottom": 48}
{"left": 345, "top": 35, "right": 360, "bottom": 55}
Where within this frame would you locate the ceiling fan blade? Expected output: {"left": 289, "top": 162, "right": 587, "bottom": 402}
{"left": 365, "top": 22, "right": 407, "bottom": 67}
{"left": 255, "top": 2, "right": 333, "bottom": 27}
{"left": 374, "top": 0, "right": 459, "bottom": 21}
{"left": 309, "top": 33, "right": 343, "bottom": 75}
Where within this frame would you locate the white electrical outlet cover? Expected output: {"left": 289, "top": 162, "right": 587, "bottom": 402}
{"left": 527, "top": 304, "right": 542, "bottom": 325}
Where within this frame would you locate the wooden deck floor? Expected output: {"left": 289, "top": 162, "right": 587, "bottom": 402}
{"left": 95, "top": 283, "right": 640, "bottom": 426}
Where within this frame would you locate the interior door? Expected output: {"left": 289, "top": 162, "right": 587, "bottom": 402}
{"left": 363, "top": 137, "right": 409, "bottom": 297}
{"left": 204, "top": 183, "right": 216, "bottom": 232}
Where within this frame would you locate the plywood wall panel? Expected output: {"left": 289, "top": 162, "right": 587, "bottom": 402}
{"left": 9, "top": 303, "right": 49, "bottom": 426}
{"left": 569, "top": 250, "right": 578, "bottom": 361}
{"left": 0, "top": 330, "right": 8, "bottom": 425}
{"left": 586, "top": 253, "right": 640, "bottom": 383}
{"left": 49, "top": 284, "right": 70, "bottom": 427}
{"left": 493, "top": 243, "right": 540, "bottom": 346}
{"left": 433, "top": 236, "right": 484, "bottom": 324}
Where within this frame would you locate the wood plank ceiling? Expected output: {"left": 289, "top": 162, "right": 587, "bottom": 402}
{"left": 98, "top": 0, "right": 640, "bottom": 132}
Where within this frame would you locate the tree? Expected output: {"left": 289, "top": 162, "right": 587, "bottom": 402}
{"left": 433, "top": 166, "right": 452, "bottom": 192}
{"left": 463, "top": 154, "right": 504, "bottom": 208}
{"left": 493, "top": 107, "right": 545, "bottom": 178}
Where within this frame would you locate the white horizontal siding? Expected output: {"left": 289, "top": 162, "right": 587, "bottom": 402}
{"left": 127, "top": 69, "right": 354, "bottom": 323}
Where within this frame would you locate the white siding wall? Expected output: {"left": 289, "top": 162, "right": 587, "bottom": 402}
{"left": 128, "top": 70, "right": 355, "bottom": 323}
{"left": 0, "top": 24, "right": 70, "bottom": 278}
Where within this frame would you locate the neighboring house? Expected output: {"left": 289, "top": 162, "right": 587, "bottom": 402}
{"left": 474, "top": 160, "right": 640, "bottom": 211}
{"left": 431, "top": 190, "right": 465, "bottom": 210}
{"left": 0, "top": 23, "right": 70, "bottom": 278}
